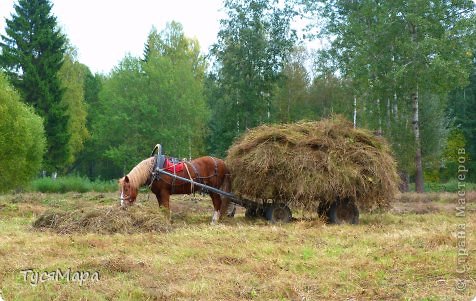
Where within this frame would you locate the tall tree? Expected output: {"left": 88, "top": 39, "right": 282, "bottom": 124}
{"left": 272, "top": 47, "right": 311, "bottom": 123}
{"left": 210, "top": 0, "right": 297, "bottom": 152}
{"left": 308, "top": 74, "right": 354, "bottom": 121}
{"left": 445, "top": 59, "right": 476, "bottom": 182}
{"left": 71, "top": 68, "right": 104, "bottom": 178}
{"left": 59, "top": 46, "right": 89, "bottom": 166}
{"left": 0, "top": 0, "right": 68, "bottom": 171}
{"left": 309, "top": 0, "right": 476, "bottom": 192}
{"left": 92, "top": 22, "right": 210, "bottom": 176}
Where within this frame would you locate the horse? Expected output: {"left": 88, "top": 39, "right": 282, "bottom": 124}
{"left": 118, "top": 155, "right": 233, "bottom": 224}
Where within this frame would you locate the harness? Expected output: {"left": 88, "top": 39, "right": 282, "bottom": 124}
{"left": 149, "top": 144, "right": 219, "bottom": 194}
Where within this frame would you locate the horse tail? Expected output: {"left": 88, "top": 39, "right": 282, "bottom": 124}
{"left": 219, "top": 161, "right": 235, "bottom": 217}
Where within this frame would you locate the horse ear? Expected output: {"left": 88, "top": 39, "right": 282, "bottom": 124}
{"left": 124, "top": 175, "right": 130, "bottom": 183}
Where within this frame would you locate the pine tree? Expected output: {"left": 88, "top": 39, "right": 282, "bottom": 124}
{"left": 0, "top": 0, "right": 69, "bottom": 171}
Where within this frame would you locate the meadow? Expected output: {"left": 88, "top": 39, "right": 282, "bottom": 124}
{"left": 0, "top": 190, "right": 474, "bottom": 300}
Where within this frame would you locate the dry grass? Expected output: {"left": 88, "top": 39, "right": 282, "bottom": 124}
{"left": 226, "top": 116, "right": 399, "bottom": 212}
{"left": 32, "top": 204, "right": 172, "bottom": 234}
{"left": 0, "top": 191, "right": 475, "bottom": 300}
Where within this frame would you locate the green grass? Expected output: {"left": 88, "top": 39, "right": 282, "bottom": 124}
{"left": 29, "top": 176, "right": 117, "bottom": 193}
{"left": 409, "top": 180, "right": 476, "bottom": 192}
{"left": 0, "top": 192, "right": 474, "bottom": 300}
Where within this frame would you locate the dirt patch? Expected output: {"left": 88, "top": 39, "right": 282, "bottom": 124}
{"left": 391, "top": 191, "right": 476, "bottom": 214}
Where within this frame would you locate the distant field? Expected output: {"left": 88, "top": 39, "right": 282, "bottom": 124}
{"left": 0, "top": 191, "right": 474, "bottom": 300}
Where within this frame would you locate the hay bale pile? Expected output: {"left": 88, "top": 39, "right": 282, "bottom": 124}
{"left": 226, "top": 116, "right": 399, "bottom": 211}
{"left": 33, "top": 204, "right": 172, "bottom": 234}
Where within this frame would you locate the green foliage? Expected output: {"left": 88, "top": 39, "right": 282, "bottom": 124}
{"left": 307, "top": 74, "right": 354, "bottom": 121}
{"left": 59, "top": 47, "right": 90, "bottom": 165}
{"left": 208, "top": 0, "right": 297, "bottom": 155}
{"left": 420, "top": 93, "right": 449, "bottom": 171}
{"left": 272, "top": 47, "right": 312, "bottom": 123}
{"left": 90, "top": 22, "right": 210, "bottom": 175}
{"left": 0, "top": 0, "right": 69, "bottom": 171}
{"left": 409, "top": 180, "right": 476, "bottom": 193}
{"left": 447, "top": 60, "right": 476, "bottom": 158}
{"left": 308, "top": 0, "right": 476, "bottom": 186}
{"left": 311, "top": 0, "right": 475, "bottom": 95}
{"left": 29, "top": 176, "right": 117, "bottom": 193}
{"left": 0, "top": 73, "right": 46, "bottom": 192}
{"left": 443, "top": 128, "right": 468, "bottom": 163}
{"left": 71, "top": 69, "right": 107, "bottom": 178}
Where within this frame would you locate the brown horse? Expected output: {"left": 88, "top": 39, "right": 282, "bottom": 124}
{"left": 119, "top": 156, "right": 233, "bottom": 223}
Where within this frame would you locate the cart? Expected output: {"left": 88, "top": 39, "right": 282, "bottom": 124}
{"left": 152, "top": 145, "right": 359, "bottom": 224}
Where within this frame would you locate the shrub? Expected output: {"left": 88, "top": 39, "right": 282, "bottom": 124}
{"left": 0, "top": 73, "right": 46, "bottom": 192}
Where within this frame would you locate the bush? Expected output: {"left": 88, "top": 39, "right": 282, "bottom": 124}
{"left": 0, "top": 73, "right": 46, "bottom": 192}
{"left": 29, "top": 176, "right": 117, "bottom": 193}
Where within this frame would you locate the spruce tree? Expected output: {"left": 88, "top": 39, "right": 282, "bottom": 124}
{"left": 0, "top": 0, "right": 69, "bottom": 171}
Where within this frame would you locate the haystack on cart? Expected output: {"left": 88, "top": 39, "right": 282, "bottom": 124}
{"left": 152, "top": 120, "right": 394, "bottom": 224}
{"left": 224, "top": 117, "right": 399, "bottom": 224}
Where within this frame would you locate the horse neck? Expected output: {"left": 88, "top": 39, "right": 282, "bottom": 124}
{"left": 127, "top": 157, "right": 154, "bottom": 189}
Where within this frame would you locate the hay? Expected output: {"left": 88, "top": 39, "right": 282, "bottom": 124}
{"left": 32, "top": 204, "right": 171, "bottom": 234}
{"left": 226, "top": 116, "right": 399, "bottom": 211}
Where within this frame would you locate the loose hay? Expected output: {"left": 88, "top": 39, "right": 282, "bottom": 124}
{"left": 32, "top": 204, "right": 172, "bottom": 234}
{"left": 226, "top": 116, "right": 399, "bottom": 211}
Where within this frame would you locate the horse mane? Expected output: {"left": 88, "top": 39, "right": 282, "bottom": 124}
{"left": 126, "top": 157, "right": 155, "bottom": 190}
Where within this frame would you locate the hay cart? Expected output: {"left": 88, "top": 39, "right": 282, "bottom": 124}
{"left": 152, "top": 145, "right": 359, "bottom": 224}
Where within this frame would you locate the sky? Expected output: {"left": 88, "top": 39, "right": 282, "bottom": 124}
{"left": 1, "top": 0, "right": 226, "bottom": 74}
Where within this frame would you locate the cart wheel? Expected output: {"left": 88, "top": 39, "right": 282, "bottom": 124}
{"left": 317, "top": 202, "right": 328, "bottom": 218}
{"left": 265, "top": 203, "right": 292, "bottom": 223}
{"left": 245, "top": 206, "right": 258, "bottom": 219}
{"left": 328, "top": 199, "right": 359, "bottom": 224}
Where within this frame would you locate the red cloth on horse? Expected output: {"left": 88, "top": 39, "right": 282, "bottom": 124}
{"left": 164, "top": 159, "right": 185, "bottom": 173}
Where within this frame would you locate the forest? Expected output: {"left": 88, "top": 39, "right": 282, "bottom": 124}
{"left": 0, "top": 0, "right": 475, "bottom": 192}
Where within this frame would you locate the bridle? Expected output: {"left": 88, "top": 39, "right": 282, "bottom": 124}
{"left": 119, "top": 185, "right": 132, "bottom": 206}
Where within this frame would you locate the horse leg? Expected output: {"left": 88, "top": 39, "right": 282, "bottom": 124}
{"left": 210, "top": 193, "right": 222, "bottom": 224}
{"left": 155, "top": 194, "right": 163, "bottom": 207}
{"left": 160, "top": 190, "right": 171, "bottom": 221}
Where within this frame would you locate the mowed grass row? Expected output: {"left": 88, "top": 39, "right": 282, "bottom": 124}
{"left": 0, "top": 192, "right": 474, "bottom": 300}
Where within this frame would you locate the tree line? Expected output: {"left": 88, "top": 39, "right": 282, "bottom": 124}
{"left": 0, "top": 0, "right": 475, "bottom": 192}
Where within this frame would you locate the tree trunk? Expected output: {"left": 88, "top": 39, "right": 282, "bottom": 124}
{"left": 377, "top": 98, "right": 382, "bottom": 134}
{"left": 353, "top": 95, "right": 357, "bottom": 128}
{"left": 412, "top": 90, "right": 424, "bottom": 193}
{"left": 398, "top": 171, "right": 410, "bottom": 192}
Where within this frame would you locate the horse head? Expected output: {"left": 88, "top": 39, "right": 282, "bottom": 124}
{"left": 119, "top": 175, "right": 138, "bottom": 207}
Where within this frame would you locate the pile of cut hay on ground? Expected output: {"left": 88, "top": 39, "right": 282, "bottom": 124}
{"left": 226, "top": 116, "right": 399, "bottom": 211}
{"left": 32, "top": 204, "right": 171, "bottom": 234}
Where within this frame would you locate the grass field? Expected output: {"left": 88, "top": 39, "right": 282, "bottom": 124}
{"left": 0, "top": 191, "right": 474, "bottom": 300}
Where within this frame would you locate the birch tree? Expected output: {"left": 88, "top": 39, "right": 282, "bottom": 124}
{"left": 308, "top": 0, "right": 476, "bottom": 192}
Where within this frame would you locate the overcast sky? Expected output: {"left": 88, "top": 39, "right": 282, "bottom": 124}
{"left": 1, "top": 0, "right": 225, "bottom": 74}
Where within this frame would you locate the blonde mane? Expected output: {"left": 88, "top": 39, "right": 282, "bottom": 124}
{"left": 125, "top": 157, "right": 155, "bottom": 189}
